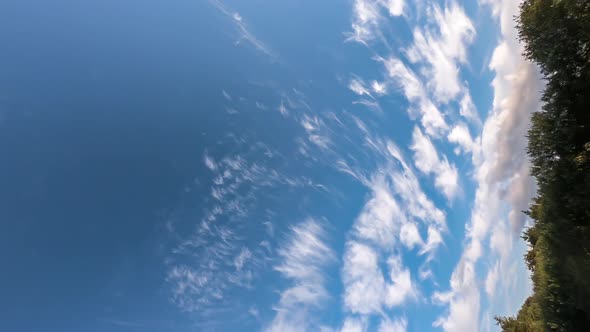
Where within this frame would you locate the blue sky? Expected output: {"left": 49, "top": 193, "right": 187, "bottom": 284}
{"left": 0, "top": 0, "right": 544, "bottom": 331}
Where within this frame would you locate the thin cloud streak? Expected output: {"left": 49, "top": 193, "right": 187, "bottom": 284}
{"left": 410, "top": 126, "right": 460, "bottom": 201}
{"left": 209, "top": 0, "right": 276, "bottom": 58}
{"left": 380, "top": 56, "right": 449, "bottom": 137}
{"left": 348, "top": 0, "right": 406, "bottom": 44}
{"left": 406, "top": 1, "right": 475, "bottom": 103}
{"left": 267, "top": 219, "right": 336, "bottom": 332}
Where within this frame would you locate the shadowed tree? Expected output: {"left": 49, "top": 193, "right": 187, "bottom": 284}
{"left": 497, "top": 0, "right": 590, "bottom": 331}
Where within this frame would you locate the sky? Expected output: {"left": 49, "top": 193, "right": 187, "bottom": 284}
{"left": 0, "top": 0, "right": 545, "bottom": 331}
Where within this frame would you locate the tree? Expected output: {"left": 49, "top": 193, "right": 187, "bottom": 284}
{"left": 497, "top": 1, "right": 590, "bottom": 330}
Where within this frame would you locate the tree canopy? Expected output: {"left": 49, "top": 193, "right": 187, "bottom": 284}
{"left": 496, "top": 1, "right": 590, "bottom": 331}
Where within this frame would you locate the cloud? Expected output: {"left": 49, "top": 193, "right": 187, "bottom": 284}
{"left": 432, "top": 258, "right": 480, "bottom": 332}
{"left": 447, "top": 123, "right": 477, "bottom": 155}
{"left": 222, "top": 89, "right": 232, "bottom": 101}
{"left": 343, "top": 242, "right": 385, "bottom": 315}
{"left": 459, "top": 92, "right": 481, "bottom": 125}
{"left": 340, "top": 317, "right": 368, "bottom": 332}
{"left": 410, "top": 126, "right": 459, "bottom": 200}
{"left": 406, "top": 1, "right": 475, "bottom": 103}
{"left": 300, "top": 114, "right": 332, "bottom": 150}
{"left": 275, "top": 219, "right": 335, "bottom": 283}
{"left": 204, "top": 153, "right": 218, "bottom": 171}
{"left": 342, "top": 0, "right": 539, "bottom": 329}
{"left": 348, "top": 0, "right": 405, "bottom": 44}
{"left": 209, "top": 0, "right": 276, "bottom": 58}
{"left": 234, "top": 247, "right": 252, "bottom": 271}
{"left": 490, "top": 221, "right": 512, "bottom": 261}
{"left": 278, "top": 100, "right": 289, "bottom": 116}
{"left": 381, "top": 57, "right": 423, "bottom": 101}
{"left": 267, "top": 219, "right": 335, "bottom": 332}
{"left": 433, "top": 0, "right": 543, "bottom": 330}
{"left": 168, "top": 141, "right": 320, "bottom": 318}
{"left": 378, "top": 317, "right": 407, "bottom": 332}
{"left": 348, "top": 0, "right": 383, "bottom": 44}
{"left": 372, "top": 80, "right": 387, "bottom": 95}
{"left": 421, "top": 226, "right": 443, "bottom": 257}
{"left": 382, "top": 0, "right": 405, "bottom": 17}
{"left": 380, "top": 57, "right": 449, "bottom": 137}
{"left": 385, "top": 255, "right": 415, "bottom": 307}
{"left": 353, "top": 99, "right": 383, "bottom": 112}
{"left": 389, "top": 162, "right": 446, "bottom": 231}
{"left": 177, "top": 1, "right": 541, "bottom": 330}
{"left": 485, "top": 261, "right": 499, "bottom": 297}
{"left": 354, "top": 174, "right": 404, "bottom": 248}
{"left": 342, "top": 242, "right": 416, "bottom": 315}
{"left": 399, "top": 222, "right": 423, "bottom": 250}
{"left": 342, "top": 242, "right": 386, "bottom": 314}
{"left": 349, "top": 78, "right": 373, "bottom": 97}
{"left": 167, "top": 264, "right": 222, "bottom": 312}
{"left": 338, "top": 137, "right": 446, "bottom": 256}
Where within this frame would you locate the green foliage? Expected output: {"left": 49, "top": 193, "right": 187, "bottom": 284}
{"left": 495, "top": 296, "right": 544, "bottom": 332}
{"left": 497, "top": 0, "right": 590, "bottom": 331}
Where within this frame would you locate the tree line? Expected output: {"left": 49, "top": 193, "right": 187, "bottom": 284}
{"left": 495, "top": 0, "right": 590, "bottom": 331}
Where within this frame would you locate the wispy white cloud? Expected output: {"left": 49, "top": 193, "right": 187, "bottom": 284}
{"left": 349, "top": 78, "right": 373, "bottom": 98}
{"left": 170, "top": 0, "right": 542, "bottom": 330}
{"left": 447, "top": 123, "right": 478, "bottom": 156}
{"left": 354, "top": 174, "right": 404, "bottom": 248}
{"left": 343, "top": 0, "right": 539, "bottom": 329}
{"left": 378, "top": 317, "right": 407, "bottom": 332}
{"left": 267, "top": 219, "right": 335, "bottom": 332}
{"left": 406, "top": 1, "right": 475, "bottom": 103}
{"left": 490, "top": 221, "right": 511, "bottom": 261}
{"left": 222, "top": 89, "right": 232, "bottom": 101}
{"left": 385, "top": 255, "right": 415, "bottom": 306}
{"left": 204, "top": 152, "right": 218, "bottom": 171}
{"left": 459, "top": 92, "right": 482, "bottom": 126}
{"left": 381, "top": 57, "right": 423, "bottom": 101}
{"left": 342, "top": 242, "right": 416, "bottom": 315}
{"left": 371, "top": 80, "right": 387, "bottom": 96}
{"left": 347, "top": 77, "right": 387, "bottom": 112}
{"left": 348, "top": 0, "right": 405, "bottom": 44}
{"left": 336, "top": 137, "right": 433, "bottom": 317}
{"left": 300, "top": 114, "right": 332, "bottom": 150}
{"left": 361, "top": 0, "right": 477, "bottom": 145}
{"left": 420, "top": 226, "right": 444, "bottom": 257}
{"left": 433, "top": 0, "right": 543, "bottom": 330}
{"left": 432, "top": 257, "right": 480, "bottom": 332}
{"left": 255, "top": 101, "right": 268, "bottom": 110}
{"left": 382, "top": 0, "right": 405, "bottom": 17}
{"left": 340, "top": 317, "right": 368, "bottom": 332}
{"left": 348, "top": 0, "right": 383, "bottom": 44}
{"left": 278, "top": 100, "right": 289, "bottom": 116}
{"left": 484, "top": 261, "right": 499, "bottom": 297}
{"left": 399, "top": 222, "right": 423, "bottom": 250}
{"left": 353, "top": 99, "right": 384, "bottom": 113}
{"left": 341, "top": 243, "right": 383, "bottom": 314}
{"left": 410, "top": 126, "right": 459, "bottom": 201}
{"left": 209, "top": 0, "right": 276, "bottom": 58}
{"left": 337, "top": 136, "right": 446, "bottom": 255}
{"left": 380, "top": 57, "right": 449, "bottom": 137}
{"left": 168, "top": 140, "right": 322, "bottom": 318}
{"left": 274, "top": 219, "right": 335, "bottom": 283}
{"left": 234, "top": 247, "right": 252, "bottom": 271}
{"left": 388, "top": 156, "right": 446, "bottom": 231}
